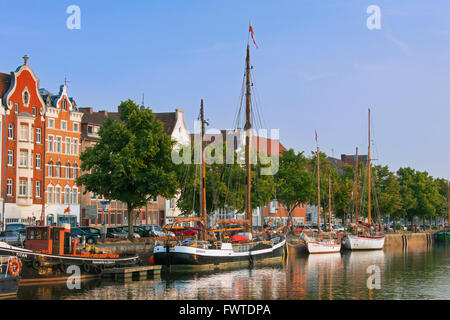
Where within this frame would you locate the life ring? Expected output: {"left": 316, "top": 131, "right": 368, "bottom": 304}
{"left": 8, "top": 258, "right": 22, "bottom": 276}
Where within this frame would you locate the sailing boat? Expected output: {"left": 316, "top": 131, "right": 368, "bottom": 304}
{"left": 342, "top": 109, "right": 385, "bottom": 250}
{"left": 152, "top": 34, "right": 286, "bottom": 269}
{"left": 304, "top": 132, "right": 341, "bottom": 254}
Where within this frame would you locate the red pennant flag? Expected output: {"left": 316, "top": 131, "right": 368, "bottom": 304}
{"left": 249, "top": 24, "right": 259, "bottom": 49}
{"left": 64, "top": 207, "right": 70, "bottom": 214}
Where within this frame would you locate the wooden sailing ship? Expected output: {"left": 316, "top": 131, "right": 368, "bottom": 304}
{"left": 342, "top": 109, "right": 385, "bottom": 250}
{"left": 152, "top": 29, "right": 286, "bottom": 269}
{"left": 303, "top": 133, "right": 341, "bottom": 254}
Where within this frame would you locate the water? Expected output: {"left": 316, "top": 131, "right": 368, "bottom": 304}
{"left": 16, "top": 244, "right": 450, "bottom": 300}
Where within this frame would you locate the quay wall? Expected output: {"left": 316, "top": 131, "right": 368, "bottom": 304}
{"left": 383, "top": 233, "right": 433, "bottom": 250}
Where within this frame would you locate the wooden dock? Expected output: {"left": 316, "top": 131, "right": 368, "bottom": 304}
{"left": 102, "top": 265, "right": 161, "bottom": 281}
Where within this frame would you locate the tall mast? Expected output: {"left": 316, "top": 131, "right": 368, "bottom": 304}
{"left": 355, "top": 147, "right": 359, "bottom": 235}
{"left": 328, "top": 174, "right": 332, "bottom": 231}
{"left": 245, "top": 44, "right": 252, "bottom": 234}
{"left": 368, "top": 108, "right": 371, "bottom": 229}
{"left": 200, "top": 100, "right": 207, "bottom": 241}
{"left": 317, "top": 144, "right": 321, "bottom": 233}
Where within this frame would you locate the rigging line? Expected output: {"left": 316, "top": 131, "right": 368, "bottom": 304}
{"left": 250, "top": 68, "right": 268, "bottom": 130}
{"left": 233, "top": 71, "right": 247, "bottom": 130}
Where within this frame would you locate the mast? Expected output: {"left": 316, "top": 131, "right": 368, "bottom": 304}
{"left": 245, "top": 44, "right": 252, "bottom": 234}
{"left": 200, "top": 100, "right": 207, "bottom": 241}
{"left": 368, "top": 108, "right": 371, "bottom": 229}
{"left": 355, "top": 147, "right": 359, "bottom": 235}
{"left": 317, "top": 144, "right": 321, "bottom": 233}
{"left": 328, "top": 174, "right": 332, "bottom": 231}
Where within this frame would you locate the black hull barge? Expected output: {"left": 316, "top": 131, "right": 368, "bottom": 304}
{"left": 153, "top": 236, "right": 286, "bottom": 271}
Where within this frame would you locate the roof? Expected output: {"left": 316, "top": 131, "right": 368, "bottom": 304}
{"left": 0, "top": 72, "right": 11, "bottom": 97}
{"left": 190, "top": 130, "right": 286, "bottom": 156}
{"left": 79, "top": 107, "right": 177, "bottom": 136}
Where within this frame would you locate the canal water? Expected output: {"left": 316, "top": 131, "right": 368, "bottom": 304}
{"left": 16, "top": 244, "right": 449, "bottom": 300}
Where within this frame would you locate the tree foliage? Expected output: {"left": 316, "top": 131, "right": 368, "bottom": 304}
{"left": 77, "top": 99, "right": 179, "bottom": 239}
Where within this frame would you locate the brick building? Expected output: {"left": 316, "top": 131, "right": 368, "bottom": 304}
{"left": 40, "top": 84, "right": 83, "bottom": 226}
{"left": 0, "top": 56, "right": 46, "bottom": 225}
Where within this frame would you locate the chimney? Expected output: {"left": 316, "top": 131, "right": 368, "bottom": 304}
{"left": 100, "top": 110, "right": 108, "bottom": 116}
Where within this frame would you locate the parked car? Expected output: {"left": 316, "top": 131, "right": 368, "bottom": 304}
{"left": 106, "top": 227, "right": 128, "bottom": 238}
{"left": 70, "top": 227, "right": 101, "bottom": 244}
{"left": 114, "top": 226, "right": 141, "bottom": 238}
{"left": 143, "top": 224, "right": 174, "bottom": 237}
{"left": 5, "top": 223, "right": 27, "bottom": 231}
{"left": 0, "top": 230, "right": 25, "bottom": 247}
{"left": 333, "top": 225, "right": 345, "bottom": 232}
{"left": 169, "top": 226, "right": 199, "bottom": 237}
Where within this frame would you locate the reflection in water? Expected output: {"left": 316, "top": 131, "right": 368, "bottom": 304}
{"left": 16, "top": 246, "right": 449, "bottom": 300}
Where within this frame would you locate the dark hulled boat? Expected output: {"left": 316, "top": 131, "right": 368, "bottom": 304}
{"left": 0, "top": 225, "right": 140, "bottom": 284}
{"left": 152, "top": 27, "right": 286, "bottom": 270}
{"left": 0, "top": 256, "right": 21, "bottom": 299}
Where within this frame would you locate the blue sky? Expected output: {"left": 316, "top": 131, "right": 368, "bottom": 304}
{"left": 1, "top": 0, "right": 450, "bottom": 179}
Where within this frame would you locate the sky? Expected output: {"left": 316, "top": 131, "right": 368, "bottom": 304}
{"left": 1, "top": 0, "right": 450, "bottom": 179}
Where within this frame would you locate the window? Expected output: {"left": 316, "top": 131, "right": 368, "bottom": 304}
{"left": 72, "top": 138, "right": 79, "bottom": 155}
{"left": 48, "top": 118, "right": 55, "bottom": 128}
{"left": 48, "top": 162, "right": 53, "bottom": 177}
{"left": 48, "top": 135, "right": 54, "bottom": 152}
{"left": 55, "top": 187, "right": 61, "bottom": 204}
{"left": 169, "top": 199, "right": 175, "bottom": 209}
{"left": 73, "top": 164, "right": 78, "bottom": 179}
{"left": 87, "top": 125, "right": 93, "bottom": 134}
{"left": 56, "top": 137, "right": 62, "bottom": 153}
{"left": 36, "top": 181, "right": 41, "bottom": 198}
{"left": 61, "top": 120, "right": 67, "bottom": 130}
{"left": 15, "top": 103, "right": 18, "bottom": 113}
{"left": 36, "top": 128, "right": 41, "bottom": 143}
{"left": 270, "top": 200, "right": 277, "bottom": 214}
{"left": 19, "top": 180, "right": 27, "bottom": 196}
{"left": 73, "top": 123, "right": 79, "bottom": 132}
{"left": 20, "top": 124, "right": 29, "bottom": 141}
{"left": 32, "top": 107, "right": 36, "bottom": 116}
{"left": 65, "top": 162, "right": 70, "bottom": 178}
{"left": 65, "top": 137, "right": 71, "bottom": 154}
{"left": 7, "top": 179, "right": 13, "bottom": 196}
{"left": 19, "top": 150, "right": 28, "bottom": 167}
{"left": 62, "top": 100, "right": 67, "bottom": 111}
{"left": 23, "top": 91, "right": 29, "bottom": 105}
{"left": 64, "top": 187, "right": 70, "bottom": 204}
{"left": 47, "top": 186, "right": 53, "bottom": 204}
{"left": 36, "top": 154, "right": 41, "bottom": 169}
{"left": 55, "top": 162, "right": 61, "bottom": 177}
{"left": 7, "top": 150, "right": 13, "bottom": 166}
{"left": 8, "top": 124, "right": 14, "bottom": 139}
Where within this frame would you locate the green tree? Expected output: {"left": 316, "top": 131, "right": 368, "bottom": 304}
{"left": 77, "top": 99, "right": 179, "bottom": 239}
{"left": 275, "top": 149, "right": 313, "bottom": 227}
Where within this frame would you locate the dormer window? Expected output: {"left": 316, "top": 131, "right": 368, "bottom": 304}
{"left": 62, "top": 99, "right": 67, "bottom": 111}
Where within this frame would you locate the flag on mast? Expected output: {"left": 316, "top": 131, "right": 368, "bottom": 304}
{"left": 315, "top": 130, "right": 318, "bottom": 143}
{"left": 64, "top": 207, "right": 70, "bottom": 214}
{"left": 249, "top": 23, "right": 259, "bottom": 49}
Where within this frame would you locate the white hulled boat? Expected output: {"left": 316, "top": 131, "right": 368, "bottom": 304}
{"left": 342, "top": 109, "right": 385, "bottom": 250}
